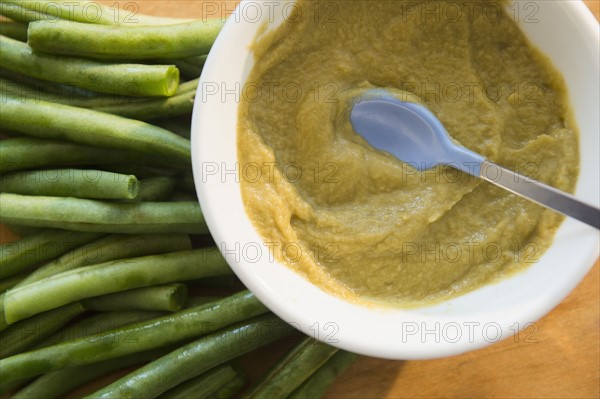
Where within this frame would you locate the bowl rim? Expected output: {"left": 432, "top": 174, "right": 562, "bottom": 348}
{"left": 192, "top": 0, "right": 600, "bottom": 359}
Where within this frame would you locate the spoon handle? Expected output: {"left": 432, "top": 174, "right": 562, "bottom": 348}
{"left": 480, "top": 161, "right": 599, "bottom": 229}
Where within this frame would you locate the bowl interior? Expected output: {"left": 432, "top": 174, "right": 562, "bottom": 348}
{"left": 192, "top": 0, "right": 600, "bottom": 359}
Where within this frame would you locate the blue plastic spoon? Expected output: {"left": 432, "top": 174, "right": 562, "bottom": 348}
{"left": 350, "top": 95, "right": 599, "bottom": 229}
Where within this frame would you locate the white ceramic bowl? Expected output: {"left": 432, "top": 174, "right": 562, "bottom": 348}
{"left": 192, "top": 0, "right": 600, "bottom": 359}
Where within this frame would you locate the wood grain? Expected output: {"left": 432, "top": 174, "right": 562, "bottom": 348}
{"left": 1, "top": 1, "right": 598, "bottom": 398}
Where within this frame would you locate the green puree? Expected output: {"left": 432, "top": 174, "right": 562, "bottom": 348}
{"left": 238, "top": 0, "right": 579, "bottom": 307}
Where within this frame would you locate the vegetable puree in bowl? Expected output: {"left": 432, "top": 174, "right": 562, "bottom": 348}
{"left": 237, "top": 0, "right": 579, "bottom": 307}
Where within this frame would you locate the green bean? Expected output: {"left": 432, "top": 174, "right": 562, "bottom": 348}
{"left": 0, "top": 229, "right": 103, "bottom": 279}
{"left": 18, "top": 233, "right": 192, "bottom": 287}
{"left": 153, "top": 117, "right": 192, "bottom": 139}
{"left": 160, "top": 364, "right": 241, "bottom": 399}
{"left": 2, "top": 59, "right": 197, "bottom": 106}
{"left": 0, "top": 36, "right": 179, "bottom": 96}
{"left": 174, "top": 78, "right": 199, "bottom": 94}
{"left": 0, "top": 76, "right": 90, "bottom": 107}
{"left": 82, "top": 78, "right": 196, "bottom": 113}
{"left": 129, "top": 176, "right": 179, "bottom": 202}
{"left": 288, "top": 351, "right": 358, "bottom": 399}
{"left": 0, "top": 22, "right": 27, "bottom": 41}
{"left": 2, "top": 310, "right": 161, "bottom": 393}
{"left": 207, "top": 374, "right": 246, "bottom": 399}
{"left": 0, "top": 74, "right": 93, "bottom": 106}
{"left": 0, "top": 138, "right": 82, "bottom": 173}
{"left": 1, "top": 169, "right": 140, "bottom": 199}
{"left": 87, "top": 314, "right": 294, "bottom": 399}
{"left": 0, "top": 76, "right": 31, "bottom": 97}
{"left": 1, "top": 71, "right": 105, "bottom": 109}
{"left": 13, "top": 348, "right": 172, "bottom": 399}
{"left": 2, "top": 71, "right": 195, "bottom": 104}
{"left": 5, "top": 0, "right": 196, "bottom": 25}
{"left": 37, "top": 310, "right": 166, "bottom": 349}
{"left": 1, "top": 75, "right": 197, "bottom": 120}
{"left": 1, "top": 94, "right": 190, "bottom": 165}
{"left": 0, "top": 291, "right": 268, "bottom": 383}
{"left": 0, "top": 68, "right": 94, "bottom": 97}
{"left": 0, "top": 2, "right": 53, "bottom": 23}
{"left": 172, "top": 56, "right": 207, "bottom": 80}
{"left": 0, "top": 76, "right": 74, "bottom": 104}
{"left": 0, "top": 137, "right": 179, "bottom": 174}
{"left": 172, "top": 60, "right": 201, "bottom": 80}
{"left": 94, "top": 87, "right": 196, "bottom": 120}
{"left": 0, "top": 302, "right": 85, "bottom": 358}
{"left": 83, "top": 284, "right": 188, "bottom": 312}
{"left": 242, "top": 337, "right": 339, "bottom": 399}
{"left": 28, "top": 19, "right": 225, "bottom": 60}
{"left": 135, "top": 175, "right": 177, "bottom": 196}
{"left": 0, "top": 194, "right": 207, "bottom": 234}
{"left": 3, "top": 247, "right": 230, "bottom": 323}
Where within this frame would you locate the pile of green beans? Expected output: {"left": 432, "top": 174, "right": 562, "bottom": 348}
{"left": 28, "top": 19, "right": 224, "bottom": 60}
{"left": 0, "top": 3, "right": 358, "bottom": 398}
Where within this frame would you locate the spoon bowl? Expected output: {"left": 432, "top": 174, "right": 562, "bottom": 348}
{"left": 350, "top": 95, "right": 484, "bottom": 174}
{"left": 350, "top": 95, "right": 600, "bottom": 229}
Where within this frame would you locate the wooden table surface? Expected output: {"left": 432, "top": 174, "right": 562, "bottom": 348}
{"left": 1, "top": 1, "right": 598, "bottom": 398}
